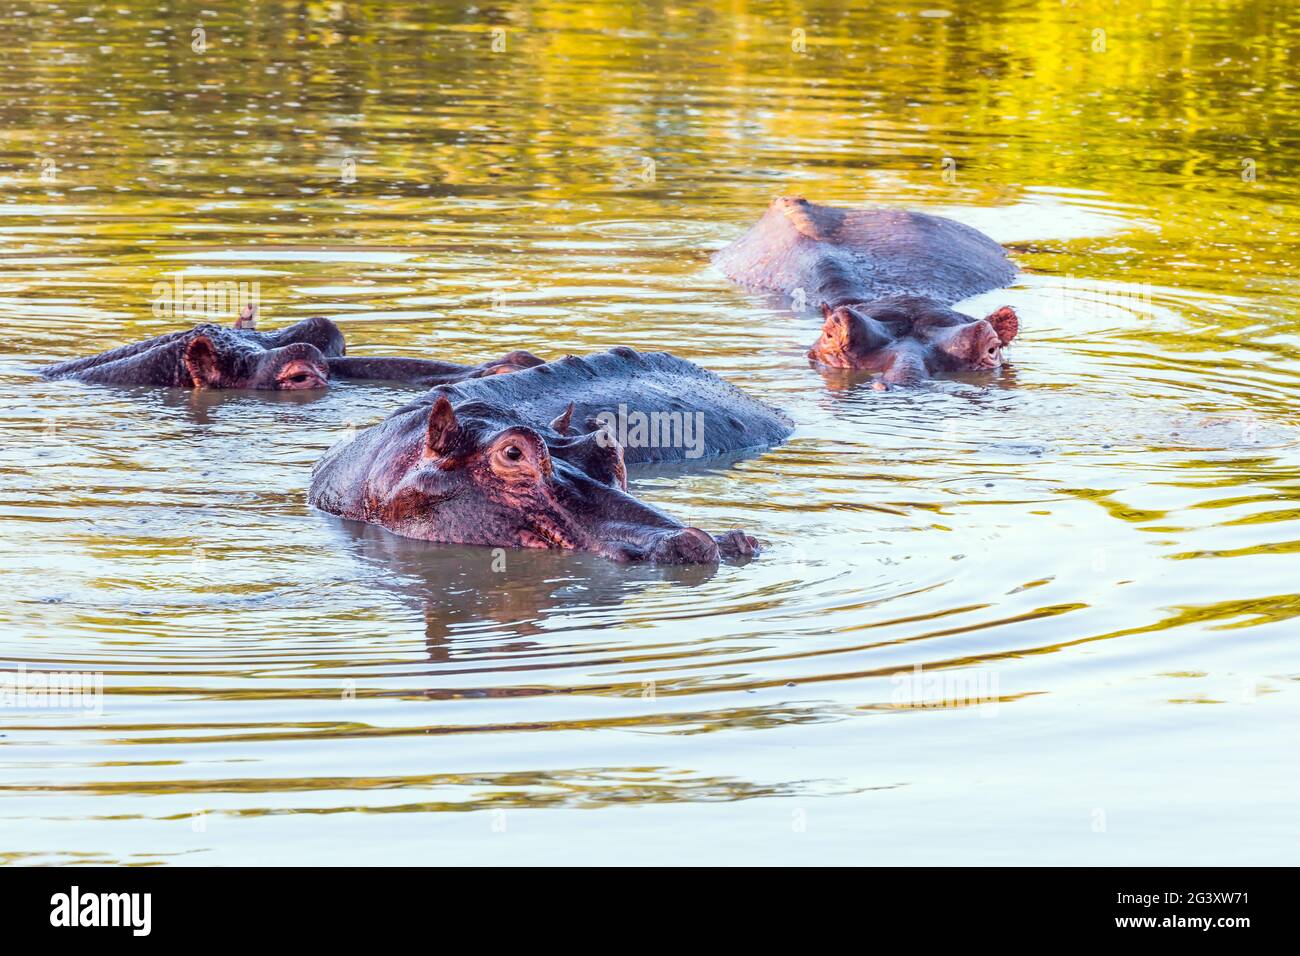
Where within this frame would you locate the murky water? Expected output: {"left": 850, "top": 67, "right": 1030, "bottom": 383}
{"left": 2, "top": 0, "right": 1298, "bottom": 864}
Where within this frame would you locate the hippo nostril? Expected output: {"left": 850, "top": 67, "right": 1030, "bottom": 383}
{"left": 653, "top": 527, "right": 721, "bottom": 565}
{"left": 715, "top": 529, "right": 761, "bottom": 559}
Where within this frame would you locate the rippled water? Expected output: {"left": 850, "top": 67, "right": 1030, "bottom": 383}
{"left": 2, "top": 0, "right": 1299, "bottom": 864}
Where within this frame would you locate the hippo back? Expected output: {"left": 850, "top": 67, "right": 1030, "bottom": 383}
{"left": 397, "top": 347, "right": 793, "bottom": 465}
{"left": 712, "top": 196, "right": 1017, "bottom": 309}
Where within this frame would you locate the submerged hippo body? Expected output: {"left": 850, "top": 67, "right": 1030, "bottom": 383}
{"left": 41, "top": 307, "right": 543, "bottom": 391}
{"left": 714, "top": 196, "right": 1017, "bottom": 308}
{"left": 715, "top": 196, "right": 1021, "bottom": 385}
{"left": 309, "top": 348, "right": 792, "bottom": 563}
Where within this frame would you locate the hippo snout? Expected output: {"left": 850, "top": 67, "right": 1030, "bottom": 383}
{"left": 649, "top": 527, "right": 721, "bottom": 564}
{"left": 714, "top": 528, "right": 760, "bottom": 559}
{"left": 636, "top": 526, "right": 761, "bottom": 564}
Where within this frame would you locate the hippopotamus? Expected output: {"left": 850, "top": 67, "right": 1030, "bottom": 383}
{"left": 714, "top": 196, "right": 1021, "bottom": 385}
{"left": 809, "top": 296, "right": 1019, "bottom": 386}
{"left": 40, "top": 305, "right": 544, "bottom": 390}
{"left": 309, "top": 347, "right": 793, "bottom": 563}
{"left": 40, "top": 312, "right": 345, "bottom": 390}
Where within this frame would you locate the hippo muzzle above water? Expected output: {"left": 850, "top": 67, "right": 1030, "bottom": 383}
{"left": 714, "top": 196, "right": 1021, "bottom": 385}
{"left": 308, "top": 347, "right": 793, "bottom": 564}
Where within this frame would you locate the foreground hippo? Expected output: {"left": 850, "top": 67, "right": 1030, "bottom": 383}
{"left": 714, "top": 196, "right": 1021, "bottom": 385}
{"left": 41, "top": 306, "right": 543, "bottom": 390}
{"left": 309, "top": 348, "right": 793, "bottom": 563}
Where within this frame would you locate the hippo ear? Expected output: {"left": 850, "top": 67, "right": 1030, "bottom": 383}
{"left": 425, "top": 396, "right": 460, "bottom": 458}
{"left": 821, "top": 302, "right": 835, "bottom": 321}
{"left": 986, "top": 306, "right": 1018, "bottom": 346}
{"left": 550, "top": 402, "right": 575, "bottom": 436}
{"left": 183, "top": 335, "right": 224, "bottom": 388}
{"left": 234, "top": 303, "right": 257, "bottom": 330}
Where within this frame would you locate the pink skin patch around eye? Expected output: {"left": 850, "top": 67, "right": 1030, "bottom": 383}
{"left": 276, "top": 360, "right": 328, "bottom": 390}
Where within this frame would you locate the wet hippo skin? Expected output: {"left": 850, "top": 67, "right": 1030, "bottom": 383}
{"left": 41, "top": 307, "right": 545, "bottom": 391}
{"left": 810, "top": 296, "right": 1019, "bottom": 386}
{"left": 327, "top": 350, "right": 545, "bottom": 388}
{"left": 309, "top": 347, "right": 793, "bottom": 563}
{"left": 40, "top": 316, "right": 344, "bottom": 390}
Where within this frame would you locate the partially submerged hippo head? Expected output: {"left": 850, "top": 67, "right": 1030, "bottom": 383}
{"left": 189, "top": 310, "right": 336, "bottom": 389}
{"left": 183, "top": 332, "right": 329, "bottom": 390}
{"left": 40, "top": 310, "right": 547, "bottom": 393}
{"left": 808, "top": 297, "right": 1019, "bottom": 384}
{"left": 311, "top": 394, "right": 759, "bottom": 564}
{"left": 40, "top": 314, "right": 345, "bottom": 389}
{"left": 395, "top": 397, "right": 756, "bottom": 563}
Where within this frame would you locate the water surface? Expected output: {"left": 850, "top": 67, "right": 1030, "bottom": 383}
{"left": 1, "top": 0, "right": 1298, "bottom": 864}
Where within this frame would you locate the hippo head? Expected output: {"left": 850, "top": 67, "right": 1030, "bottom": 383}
{"left": 184, "top": 334, "right": 329, "bottom": 390}
{"left": 809, "top": 302, "right": 1019, "bottom": 372}
{"left": 378, "top": 396, "right": 758, "bottom": 564}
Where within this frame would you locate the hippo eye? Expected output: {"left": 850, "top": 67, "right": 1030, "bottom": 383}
{"left": 489, "top": 438, "right": 549, "bottom": 481}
